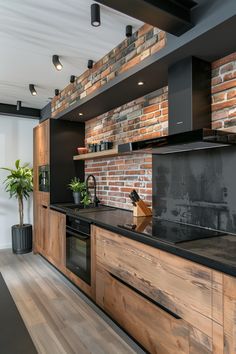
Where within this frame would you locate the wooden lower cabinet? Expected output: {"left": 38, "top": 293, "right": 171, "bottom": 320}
{"left": 47, "top": 209, "right": 66, "bottom": 270}
{"left": 95, "top": 227, "right": 213, "bottom": 336}
{"left": 34, "top": 195, "right": 65, "bottom": 270}
{"left": 94, "top": 226, "right": 236, "bottom": 354}
{"left": 96, "top": 265, "right": 190, "bottom": 354}
{"left": 33, "top": 191, "right": 49, "bottom": 255}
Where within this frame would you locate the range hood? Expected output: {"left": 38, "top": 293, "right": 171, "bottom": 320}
{"left": 118, "top": 57, "right": 236, "bottom": 155}
{"left": 118, "top": 128, "right": 236, "bottom": 154}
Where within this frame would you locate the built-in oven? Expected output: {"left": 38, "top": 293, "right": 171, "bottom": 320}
{"left": 66, "top": 216, "right": 91, "bottom": 285}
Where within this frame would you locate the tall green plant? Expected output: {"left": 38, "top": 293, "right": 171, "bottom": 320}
{"left": 1, "top": 160, "right": 33, "bottom": 226}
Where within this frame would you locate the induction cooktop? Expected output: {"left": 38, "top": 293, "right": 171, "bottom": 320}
{"left": 118, "top": 218, "right": 226, "bottom": 244}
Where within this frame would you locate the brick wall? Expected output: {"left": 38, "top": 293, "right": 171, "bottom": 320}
{"left": 85, "top": 88, "right": 168, "bottom": 209}
{"left": 51, "top": 24, "right": 166, "bottom": 118}
{"left": 85, "top": 52, "right": 236, "bottom": 210}
{"left": 211, "top": 53, "right": 236, "bottom": 129}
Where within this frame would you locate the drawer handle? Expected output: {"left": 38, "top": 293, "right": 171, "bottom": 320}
{"left": 42, "top": 205, "right": 48, "bottom": 209}
{"left": 109, "top": 272, "right": 181, "bottom": 320}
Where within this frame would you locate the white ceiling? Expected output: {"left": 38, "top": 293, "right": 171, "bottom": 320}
{"left": 0, "top": 0, "right": 142, "bottom": 109}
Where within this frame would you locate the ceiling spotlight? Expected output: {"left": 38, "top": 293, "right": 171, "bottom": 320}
{"left": 70, "top": 75, "right": 76, "bottom": 83}
{"left": 126, "top": 25, "right": 133, "bottom": 38}
{"left": 91, "top": 3, "right": 101, "bottom": 27}
{"left": 16, "top": 100, "right": 22, "bottom": 111}
{"left": 29, "top": 84, "right": 37, "bottom": 96}
{"left": 138, "top": 81, "right": 144, "bottom": 86}
{"left": 79, "top": 112, "right": 83, "bottom": 116}
{"left": 55, "top": 89, "right": 60, "bottom": 96}
{"left": 52, "top": 55, "right": 63, "bottom": 71}
{"left": 87, "top": 60, "right": 94, "bottom": 69}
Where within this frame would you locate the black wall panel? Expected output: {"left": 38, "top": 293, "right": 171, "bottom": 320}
{"left": 153, "top": 147, "right": 236, "bottom": 233}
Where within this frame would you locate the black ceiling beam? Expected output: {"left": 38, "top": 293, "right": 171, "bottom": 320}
{"left": 0, "top": 103, "right": 40, "bottom": 120}
{"left": 96, "top": 0, "right": 197, "bottom": 36}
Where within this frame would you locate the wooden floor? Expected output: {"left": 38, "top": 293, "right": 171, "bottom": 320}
{"left": 0, "top": 250, "right": 142, "bottom": 354}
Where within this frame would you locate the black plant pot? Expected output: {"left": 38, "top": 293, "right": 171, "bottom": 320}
{"left": 11, "top": 224, "right": 32, "bottom": 254}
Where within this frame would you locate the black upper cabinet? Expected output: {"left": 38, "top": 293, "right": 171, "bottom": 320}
{"left": 49, "top": 119, "right": 85, "bottom": 204}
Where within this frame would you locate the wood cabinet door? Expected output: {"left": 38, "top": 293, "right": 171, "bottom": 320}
{"left": 33, "top": 192, "right": 49, "bottom": 254}
{"left": 48, "top": 209, "right": 66, "bottom": 269}
{"left": 37, "top": 120, "right": 49, "bottom": 166}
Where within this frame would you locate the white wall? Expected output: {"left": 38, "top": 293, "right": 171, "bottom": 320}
{"left": 0, "top": 115, "right": 38, "bottom": 249}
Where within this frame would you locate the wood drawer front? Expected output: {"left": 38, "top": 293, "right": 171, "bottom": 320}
{"left": 96, "top": 266, "right": 190, "bottom": 354}
{"left": 95, "top": 226, "right": 213, "bottom": 337}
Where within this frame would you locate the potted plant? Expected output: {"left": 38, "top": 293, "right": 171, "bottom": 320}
{"left": 68, "top": 177, "right": 86, "bottom": 204}
{"left": 1, "top": 160, "right": 33, "bottom": 254}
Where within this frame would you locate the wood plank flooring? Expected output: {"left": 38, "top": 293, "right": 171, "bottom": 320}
{"left": 0, "top": 250, "right": 143, "bottom": 354}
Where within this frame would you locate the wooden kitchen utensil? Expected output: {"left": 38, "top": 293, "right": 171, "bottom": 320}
{"left": 133, "top": 202, "right": 152, "bottom": 217}
{"left": 131, "top": 190, "right": 152, "bottom": 217}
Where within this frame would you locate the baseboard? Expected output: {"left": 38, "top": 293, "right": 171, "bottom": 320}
{"left": 0, "top": 243, "right": 11, "bottom": 250}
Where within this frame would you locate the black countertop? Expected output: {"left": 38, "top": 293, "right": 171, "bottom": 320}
{"left": 51, "top": 203, "right": 236, "bottom": 277}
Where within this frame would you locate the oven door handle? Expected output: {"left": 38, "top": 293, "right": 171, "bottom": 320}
{"left": 66, "top": 228, "right": 90, "bottom": 240}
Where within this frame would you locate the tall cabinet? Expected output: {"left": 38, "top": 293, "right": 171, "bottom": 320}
{"left": 33, "top": 118, "right": 85, "bottom": 265}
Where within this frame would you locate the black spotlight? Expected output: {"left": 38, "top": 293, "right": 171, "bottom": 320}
{"left": 29, "top": 84, "right": 37, "bottom": 96}
{"left": 52, "top": 55, "right": 63, "bottom": 71}
{"left": 55, "top": 89, "right": 60, "bottom": 96}
{"left": 87, "top": 60, "right": 94, "bottom": 69}
{"left": 16, "top": 100, "right": 21, "bottom": 111}
{"left": 126, "top": 25, "right": 133, "bottom": 38}
{"left": 91, "top": 3, "right": 101, "bottom": 27}
{"left": 70, "top": 75, "right": 76, "bottom": 83}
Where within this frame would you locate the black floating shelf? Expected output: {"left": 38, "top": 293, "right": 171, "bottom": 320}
{"left": 56, "top": 1, "right": 236, "bottom": 123}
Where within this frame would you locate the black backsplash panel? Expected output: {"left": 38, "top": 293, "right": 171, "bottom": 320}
{"left": 152, "top": 147, "right": 236, "bottom": 233}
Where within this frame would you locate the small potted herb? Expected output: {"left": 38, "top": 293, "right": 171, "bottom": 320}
{"left": 1, "top": 160, "right": 33, "bottom": 254}
{"left": 81, "top": 192, "right": 92, "bottom": 207}
{"left": 68, "top": 177, "right": 86, "bottom": 204}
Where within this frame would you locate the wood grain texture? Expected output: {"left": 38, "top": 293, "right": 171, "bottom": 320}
{"left": 212, "top": 322, "right": 224, "bottom": 354}
{"left": 96, "top": 265, "right": 190, "bottom": 354}
{"left": 47, "top": 209, "right": 66, "bottom": 269}
{"left": 95, "top": 226, "right": 213, "bottom": 337}
{"left": 223, "top": 274, "right": 236, "bottom": 354}
{"left": 0, "top": 250, "right": 137, "bottom": 354}
{"left": 212, "top": 271, "right": 223, "bottom": 325}
{"left": 33, "top": 191, "right": 49, "bottom": 254}
{"left": 37, "top": 120, "right": 49, "bottom": 166}
{"left": 73, "top": 147, "right": 118, "bottom": 161}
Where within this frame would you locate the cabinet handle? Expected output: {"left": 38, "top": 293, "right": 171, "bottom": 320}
{"left": 108, "top": 272, "right": 181, "bottom": 320}
{"left": 42, "top": 205, "right": 48, "bottom": 209}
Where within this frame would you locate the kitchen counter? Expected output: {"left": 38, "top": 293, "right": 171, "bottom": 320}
{"left": 51, "top": 203, "right": 236, "bottom": 277}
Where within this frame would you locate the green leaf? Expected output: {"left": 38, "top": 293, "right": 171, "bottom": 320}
{"left": 15, "top": 159, "right": 20, "bottom": 169}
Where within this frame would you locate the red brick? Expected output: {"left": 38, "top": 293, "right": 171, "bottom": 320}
{"left": 227, "top": 90, "right": 236, "bottom": 99}
{"left": 223, "top": 71, "right": 236, "bottom": 82}
{"left": 212, "top": 79, "right": 236, "bottom": 94}
{"left": 138, "top": 24, "right": 153, "bottom": 37}
{"left": 143, "top": 104, "right": 160, "bottom": 114}
{"left": 212, "top": 98, "right": 236, "bottom": 112}
{"left": 212, "top": 53, "right": 236, "bottom": 69}
{"left": 212, "top": 92, "right": 226, "bottom": 103}
{"left": 212, "top": 121, "right": 223, "bottom": 129}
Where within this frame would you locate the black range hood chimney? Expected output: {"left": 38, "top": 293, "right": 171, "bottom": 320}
{"left": 119, "top": 56, "right": 236, "bottom": 154}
